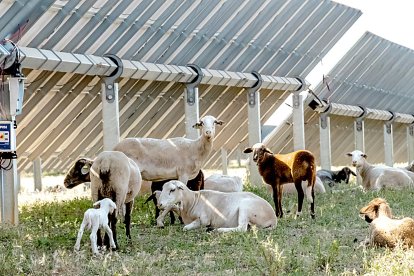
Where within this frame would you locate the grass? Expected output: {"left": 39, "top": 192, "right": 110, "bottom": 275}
{"left": 2, "top": 180, "right": 414, "bottom": 275}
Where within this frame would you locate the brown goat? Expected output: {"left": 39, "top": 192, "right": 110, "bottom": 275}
{"left": 360, "top": 198, "right": 414, "bottom": 248}
{"left": 244, "top": 143, "right": 316, "bottom": 218}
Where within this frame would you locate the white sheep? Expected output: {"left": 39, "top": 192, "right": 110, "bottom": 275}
{"left": 359, "top": 197, "right": 414, "bottom": 248}
{"left": 74, "top": 198, "right": 117, "bottom": 255}
{"left": 204, "top": 174, "right": 243, "bottom": 192}
{"left": 65, "top": 151, "right": 142, "bottom": 248}
{"left": 282, "top": 176, "right": 326, "bottom": 195}
{"left": 346, "top": 150, "right": 414, "bottom": 191}
{"left": 158, "top": 180, "right": 277, "bottom": 232}
{"left": 113, "top": 115, "right": 223, "bottom": 225}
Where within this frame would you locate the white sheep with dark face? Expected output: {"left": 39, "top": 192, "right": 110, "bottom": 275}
{"left": 74, "top": 198, "right": 117, "bottom": 255}
{"left": 346, "top": 150, "right": 414, "bottom": 191}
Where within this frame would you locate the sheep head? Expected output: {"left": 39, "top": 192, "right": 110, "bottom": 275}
{"left": 93, "top": 198, "right": 117, "bottom": 214}
{"left": 244, "top": 143, "right": 273, "bottom": 164}
{"left": 192, "top": 115, "right": 224, "bottom": 140}
{"left": 158, "top": 180, "right": 185, "bottom": 210}
{"left": 64, "top": 158, "right": 93, "bottom": 188}
{"left": 360, "top": 197, "right": 393, "bottom": 223}
{"left": 334, "top": 167, "right": 356, "bottom": 184}
{"left": 346, "top": 150, "right": 367, "bottom": 168}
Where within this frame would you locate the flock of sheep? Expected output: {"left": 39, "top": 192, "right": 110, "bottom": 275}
{"left": 63, "top": 114, "right": 414, "bottom": 254}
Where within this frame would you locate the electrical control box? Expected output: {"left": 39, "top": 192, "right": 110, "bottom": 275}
{"left": 0, "top": 121, "right": 15, "bottom": 152}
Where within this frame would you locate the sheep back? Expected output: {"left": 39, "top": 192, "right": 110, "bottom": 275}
{"left": 113, "top": 138, "right": 203, "bottom": 181}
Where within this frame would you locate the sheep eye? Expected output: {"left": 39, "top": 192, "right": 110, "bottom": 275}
{"left": 169, "top": 189, "right": 176, "bottom": 194}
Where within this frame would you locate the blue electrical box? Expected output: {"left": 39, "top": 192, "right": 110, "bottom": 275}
{"left": 0, "top": 121, "right": 15, "bottom": 152}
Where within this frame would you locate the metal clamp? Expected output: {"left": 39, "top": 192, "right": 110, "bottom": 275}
{"left": 248, "top": 71, "right": 262, "bottom": 107}
{"left": 186, "top": 64, "right": 203, "bottom": 106}
{"left": 320, "top": 104, "right": 332, "bottom": 129}
{"left": 385, "top": 111, "right": 397, "bottom": 134}
{"left": 355, "top": 106, "right": 369, "bottom": 132}
{"left": 294, "top": 76, "right": 307, "bottom": 92}
{"left": 103, "top": 54, "right": 123, "bottom": 103}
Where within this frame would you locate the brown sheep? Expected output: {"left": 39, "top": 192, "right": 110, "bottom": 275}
{"left": 360, "top": 198, "right": 414, "bottom": 249}
{"left": 244, "top": 143, "right": 316, "bottom": 218}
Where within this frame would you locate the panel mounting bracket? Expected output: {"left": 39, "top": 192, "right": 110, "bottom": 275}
{"left": 103, "top": 54, "right": 123, "bottom": 103}
{"left": 248, "top": 71, "right": 262, "bottom": 107}
{"left": 186, "top": 64, "right": 203, "bottom": 106}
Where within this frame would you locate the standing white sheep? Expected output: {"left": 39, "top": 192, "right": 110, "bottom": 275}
{"left": 113, "top": 115, "right": 223, "bottom": 225}
{"left": 74, "top": 198, "right": 117, "bottom": 255}
{"left": 65, "top": 151, "right": 142, "bottom": 249}
{"left": 346, "top": 150, "right": 414, "bottom": 191}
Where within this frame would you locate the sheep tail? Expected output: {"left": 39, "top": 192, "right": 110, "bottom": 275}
{"left": 98, "top": 157, "right": 111, "bottom": 187}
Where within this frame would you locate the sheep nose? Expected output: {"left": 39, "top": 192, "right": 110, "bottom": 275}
{"left": 352, "top": 161, "right": 357, "bottom": 166}
{"left": 205, "top": 130, "right": 211, "bottom": 135}
{"left": 158, "top": 203, "right": 163, "bottom": 209}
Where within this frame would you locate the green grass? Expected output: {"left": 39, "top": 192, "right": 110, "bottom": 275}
{"left": 2, "top": 182, "right": 414, "bottom": 275}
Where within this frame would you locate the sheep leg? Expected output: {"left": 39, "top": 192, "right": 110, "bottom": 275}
{"left": 74, "top": 221, "right": 86, "bottom": 251}
{"left": 216, "top": 209, "right": 248, "bottom": 232}
{"left": 294, "top": 180, "right": 304, "bottom": 217}
{"left": 169, "top": 210, "right": 176, "bottom": 224}
{"left": 124, "top": 200, "right": 134, "bottom": 240}
{"left": 104, "top": 212, "right": 118, "bottom": 249}
{"left": 183, "top": 218, "right": 201, "bottom": 231}
{"left": 103, "top": 224, "right": 116, "bottom": 250}
{"left": 157, "top": 206, "right": 172, "bottom": 227}
{"left": 310, "top": 186, "right": 315, "bottom": 219}
{"left": 272, "top": 185, "right": 283, "bottom": 218}
{"left": 90, "top": 224, "right": 100, "bottom": 255}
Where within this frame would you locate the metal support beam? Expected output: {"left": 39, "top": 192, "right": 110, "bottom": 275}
{"left": 292, "top": 77, "right": 307, "bottom": 150}
{"left": 247, "top": 71, "right": 263, "bottom": 186}
{"left": 33, "top": 158, "right": 42, "bottom": 192}
{"left": 319, "top": 111, "right": 332, "bottom": 170}
{"left": 408, "top": 123, "right": 414, "bottom": 163}
{"left": 101, "top": 54, "right": 123, "bottom": 151}
{"left": 384, "top": 112, "right": 396, "bottom": 167}
{"left": 221, "top": 148, "right": 228, "bottom": 175}
{"left": 185, "top": 64, "right": 203, "bottom": 139}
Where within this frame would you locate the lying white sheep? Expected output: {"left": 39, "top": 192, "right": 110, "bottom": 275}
{"left": 282, "top": 176, "right": 326, "bottom": 195}
{"left": 204, "top": 174, "right": 243, "bottom": 192}
{"left": 346, "top": 150, "right": 414, "bottom": 191}
{"left": 158, "top": 180, "right": 277, "bottom": 232}
{"left": 74, "top": 198, "right": 117, "bottom": 255}
{"left": 65, "top": 151, "right": 142, "bottom": 249}
{"left": 359, "top": 197, "right": 414, "bottom": 248}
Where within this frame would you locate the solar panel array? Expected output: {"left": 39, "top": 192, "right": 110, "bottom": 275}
{"left": 0, "top": 0, "right": 362, "bottom": 173}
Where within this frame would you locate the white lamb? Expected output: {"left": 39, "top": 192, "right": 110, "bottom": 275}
{"left": 158, "top": 180, "right": 277, "bottom": 232}
{"left": 346, "top": 150, "right": 414, "bottom": 191}
{"left": 113, "top": 115, "right": 223, "bottom": 225}
{"left": 204, "top": 174, "right": 243, "bottom": 192}
{"left": 74, "top": 198, "right": 117, "bottom": 255}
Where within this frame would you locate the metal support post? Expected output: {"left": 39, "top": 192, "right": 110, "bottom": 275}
{"left": 354, "top": 106, "right": 368, "bottom": 152}
{"left": 221, "top": 148, "right": 228, "bottom": 175}
{"left": 33, "top": 157, "right": 42, "bottom": 192}
{"left": 384, "top": 111, "right": 396, "bottom": 167}
{"left": 247, "top": 71, "right": 263, "bottom": 186}
{"left": 102, "top": 54, "right": 123, "bottom": 151}
{"left": 319, "top": 109, "right": 332, "bottom": 170}
{"left": 185, "top": 64, "right": 203, "bottom": 139}
{"left": 292, "top": 77, "right": 306, "bottom": 150}
{"left": 408, "top": 123, "right": 414, "bottom": 163}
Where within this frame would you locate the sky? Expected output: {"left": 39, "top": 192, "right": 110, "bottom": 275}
{"left": 306, "top": 0, "right": 414, "bottom": 87}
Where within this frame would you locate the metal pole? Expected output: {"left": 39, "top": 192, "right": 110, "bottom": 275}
{"left": 185, "top": 64, "right": 203, "bottom": 139}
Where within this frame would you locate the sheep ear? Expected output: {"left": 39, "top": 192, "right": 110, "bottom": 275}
{"left": 264, "top": 147, "right": 273, "bottom": 154}
{"left": 346, "top": 152, "right": 352, "bottom": 157}
{"left": 362, "top": 153, "right": 367, "bottom": 158}
{"left": 93, "top": 200, "right": 101, "bottom": 208}
{"left": 243, "top": 148, "right": 253, "bottom": 154}
{"left": 192, "top": 122, "right": 202, "bottom": 129}
{"left": 214, "top": 120, "right": 224, "bottom": 126}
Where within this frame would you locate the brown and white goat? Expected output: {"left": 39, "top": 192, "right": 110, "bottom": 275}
{"left": 244, "top": 143, "right": 316, "bottom": 218}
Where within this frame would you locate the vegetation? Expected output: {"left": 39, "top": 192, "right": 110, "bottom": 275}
{"left": 1, "top": 180, "right": 414, "bottom": 275}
